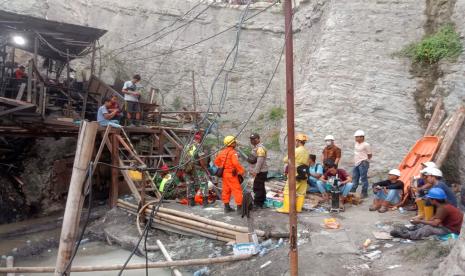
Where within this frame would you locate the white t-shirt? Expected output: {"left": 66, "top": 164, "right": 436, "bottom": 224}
{"left": 354, "top": 141, "right": 372, "bottom": 166}
{"left": 122, "top": 81, "right": 139, "bottom": 102}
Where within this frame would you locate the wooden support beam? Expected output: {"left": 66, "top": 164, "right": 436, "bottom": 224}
{"left": 425, "top": 97, "right": 445, "bottom": 136}
{"left": 110, "top": 133, "right": 119, "bottom": 208}
{"left": 27, "top": 60, "right": 32, "bottom": 103}
{"left": 54, "top": 121, "right": 99, "bottom": 276}
{"left": 6, "top": 256, "right": 14, "bottom": 276}
{"left": 119, "top": 160, "right": 142, "bottom": 203}
{"left": 434, "top": 106, "right": 465, "bottom": 167}
{"left": 16, "top": 83, "right": 26, "bottom": 101}
{"left": 0, "top": 105, "right": 35, "bottom": 117}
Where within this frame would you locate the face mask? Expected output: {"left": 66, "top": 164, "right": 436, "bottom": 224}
{"left": 325, "top": 141, "right": 332, "bottom": 146}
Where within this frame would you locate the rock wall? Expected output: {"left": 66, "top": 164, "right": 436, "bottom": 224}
{"left": 2, "top": 0, "right": 464, "bottom": 177}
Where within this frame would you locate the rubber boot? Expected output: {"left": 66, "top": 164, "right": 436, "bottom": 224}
{"left": 236, "top": 205, "right": 242, "bottom": 215}
{"left": 202, "top": 196, "right": 208, "bottom": 208}
{"left": 224, "top": 203, "right": 235, "bottom": 213}
{"left": 413, "top": 198, "right": 425, "bottom": 219}
{"left": 277, "top": 195, "right": 290, "bottom": 213}
{"left": 188, "top": 198, "right": 195, "bottom": 207}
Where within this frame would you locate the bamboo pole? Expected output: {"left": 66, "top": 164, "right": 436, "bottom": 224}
{"left": 156, "top": 240, "right": 182, "bottom": 276}
{"left": 118, "top": 200, "right": 251, "bottom": 234}
{"left": 54, "top": 121, "right": 99, "bottom": 276}
{"left": 0, "top": 255, "right": 253, "bottom": 273}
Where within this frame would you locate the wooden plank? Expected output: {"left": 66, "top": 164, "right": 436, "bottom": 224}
{"left": 0, "top": 96, "right": 35, "bottom": 107}
{"left": 162, "top": 130, "right": 182, "bottom": 150}
{"left": 16, "top": 83, "right": 26, "bottom": 101}
{"left": 425, "top": 97, "right": 445, "bottom": 136}
{"left": 0, "top": 105, "right": 35, "bottom": 117}
{"left": 54, "top": 121, "right": 99, "bottom": 275}
{"left": 27, "top": 60, "right": 32, "bottom": 102}
{"left": 434, "top": 106, "right": 465, "bottom": 167}
{"left": 156, "top": 240, "right": 182, "bottom": 276}
{"left": 110, "top": 133, "right": 120, "bottom": 208}
{"left": 37, "top": 83, "right": 44, "bottom": 114}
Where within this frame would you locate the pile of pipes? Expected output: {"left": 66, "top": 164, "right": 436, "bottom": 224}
{"left": 117, "top": 200, "right": 277, "bottom": 243}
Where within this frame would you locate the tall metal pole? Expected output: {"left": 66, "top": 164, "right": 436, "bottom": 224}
{"left": 284, "top": 0, "right": 298, "bottom": 275}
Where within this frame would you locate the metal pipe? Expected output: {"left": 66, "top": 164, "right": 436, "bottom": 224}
{"left": 284, "top": 0, "right": 298, "bottom": 275}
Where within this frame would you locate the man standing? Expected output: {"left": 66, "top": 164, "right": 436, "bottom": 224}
{"left": 321, "top": 135, "right": 341, "bottom": 166}
{"left": 96, "top": 98, "right": 121, "bottom": 128}
{"left": 352, "top": 130, "right": 372, "bottom": 198}
{"left": 214, "top": 136, "right": 245, "bottom": 214}
{"left": 369, "top": 169, "right": 404, "bottom": 213}
{"left": 391, "top": 188, "right": 463, "bottom": 240}
{"left": 122, "top": 74, "right": 142, "bottom": 126}
{"left": 248, "top": 133, "right": 268, "bottom": 209}
{"left": 185, "top": 133, "right": 209, "bottom": 207}
{"left": 278, "top": 134, "right": 310, "bottom": 213}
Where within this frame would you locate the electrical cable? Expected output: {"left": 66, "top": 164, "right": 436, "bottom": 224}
{"left": 113, "top": 4, "right": 211, "bottom": 57}
{"left": 110, "top": 0, "right": 206, "bottom": 53}
{"left": 125, "top": 1, "right": 278, "bottom": 61}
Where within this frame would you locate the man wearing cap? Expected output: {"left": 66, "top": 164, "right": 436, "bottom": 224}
{"left": 185, "top": 133, "right": 209, "bottom": 207}
{"left": 321, "top": 135, "right": 342, "bottom": 167}
{"left": 214, "top": 136, "right": 245, "bottom": 214}
{"left": 369, "top": 169, "right": 404, "bottom": 213}
{"left": 391, "top": 188, "right": 463, "bottom": 240}
{"left": 248, "top": 133, "right": 268, "bottom": 208}
{"left": 278, "top": 134, "right": 310, "bottom": 213}
{"left": 352, "top": 130, "right": 372, "bottom": 198}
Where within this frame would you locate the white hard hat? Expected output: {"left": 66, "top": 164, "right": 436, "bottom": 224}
{"left": 421, "top": 161, "right": 437, "bottom": 168}
{"left": 423, "top": 167, "right": 443, "bottom": 177}
{"left": 354, "top": 130, "right": 365, "bottom": 137}
{"left": 324, "top": 135, "right": 335, "bottom": 141}
{"left": 388, "top": 169, "right": 401, "bottom": 177}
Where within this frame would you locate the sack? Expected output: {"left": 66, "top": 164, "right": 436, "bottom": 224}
{"left": 215, "top": 167, "right": 224, "bottom": 177}
{"left": 216, "top": 149, "right": 231, "bottom": 178}
{"left": 296, "top": 164, "right": 309, "bottom": 181}
{"left": 247, "top": 155, "right": 257, "bottom": 164}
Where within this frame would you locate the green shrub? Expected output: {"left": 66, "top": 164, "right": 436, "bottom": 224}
{"left": 265, "top": 132, "right": 281, "bottom": 151}
{"left": 402, "top": 24, "right": 463, "bottom": 64}
{"left": 172, "top": 96, "right": 182, "bottom": 110}
{"left": 269, "top": 107, "right": 285, "bottom": 121}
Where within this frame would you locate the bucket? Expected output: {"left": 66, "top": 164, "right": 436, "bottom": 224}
{"left": 424, "top": 205, "right": 435, "bottom": 221}
{"left": 128, "top": 170, "right": 142, "bottom": 181}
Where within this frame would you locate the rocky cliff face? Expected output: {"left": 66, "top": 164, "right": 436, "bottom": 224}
{"left": 2, "top": 0, "right": 464, "bottom": 178}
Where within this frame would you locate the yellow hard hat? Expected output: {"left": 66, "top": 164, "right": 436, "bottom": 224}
{"left": 224, "top": 135, "right": 237, "bottom": 146}
{"left": 296, "top": 134, "right": 309, "bottom": 142}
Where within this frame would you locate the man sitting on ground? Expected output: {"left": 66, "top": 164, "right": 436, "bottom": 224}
{"left": 369, "top": 169, "right": 404, "bottom": 213}
{"left": 391, "top": 188, "right": 463, "bottom": 240}
{"left": 97, "top": 98, "right": 121, "bottom": 128}
{"left": 423, "top": 167, "right": 457, "bottom": 207}
{"left": 321, "top": 160, "right": 354, "bottom": 211}
{"left": 307, "top": 154, "right": 326, "bottom": 200}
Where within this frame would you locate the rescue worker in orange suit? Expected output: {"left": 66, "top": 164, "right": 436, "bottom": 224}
{"left": 214, "top": 136, "right": 245, "bottom": 214}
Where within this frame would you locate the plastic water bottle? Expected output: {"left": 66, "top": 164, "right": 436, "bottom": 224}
{"left": 193, "top": 267, "right": 209, "bottom": 276}
{"left": 276, "top": 238, "right": 284, "bottom": 248}
{"left": 399, "top": 207, "right": 406, "bottom": 214}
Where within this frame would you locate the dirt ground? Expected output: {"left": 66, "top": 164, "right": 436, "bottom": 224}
{"left": 86, "top": 193, "right": 455, "bottom": 276}
{"left": 0, "top": 194, "right": 455, "bottom": 276}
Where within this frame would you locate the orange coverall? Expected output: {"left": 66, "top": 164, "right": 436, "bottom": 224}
{"left": 214, "top": 147, "right": 245, "bottom": 205}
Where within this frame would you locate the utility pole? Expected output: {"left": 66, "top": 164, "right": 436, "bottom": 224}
{"left": 284, "top": 0, "right": 298, "bottom": 275}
